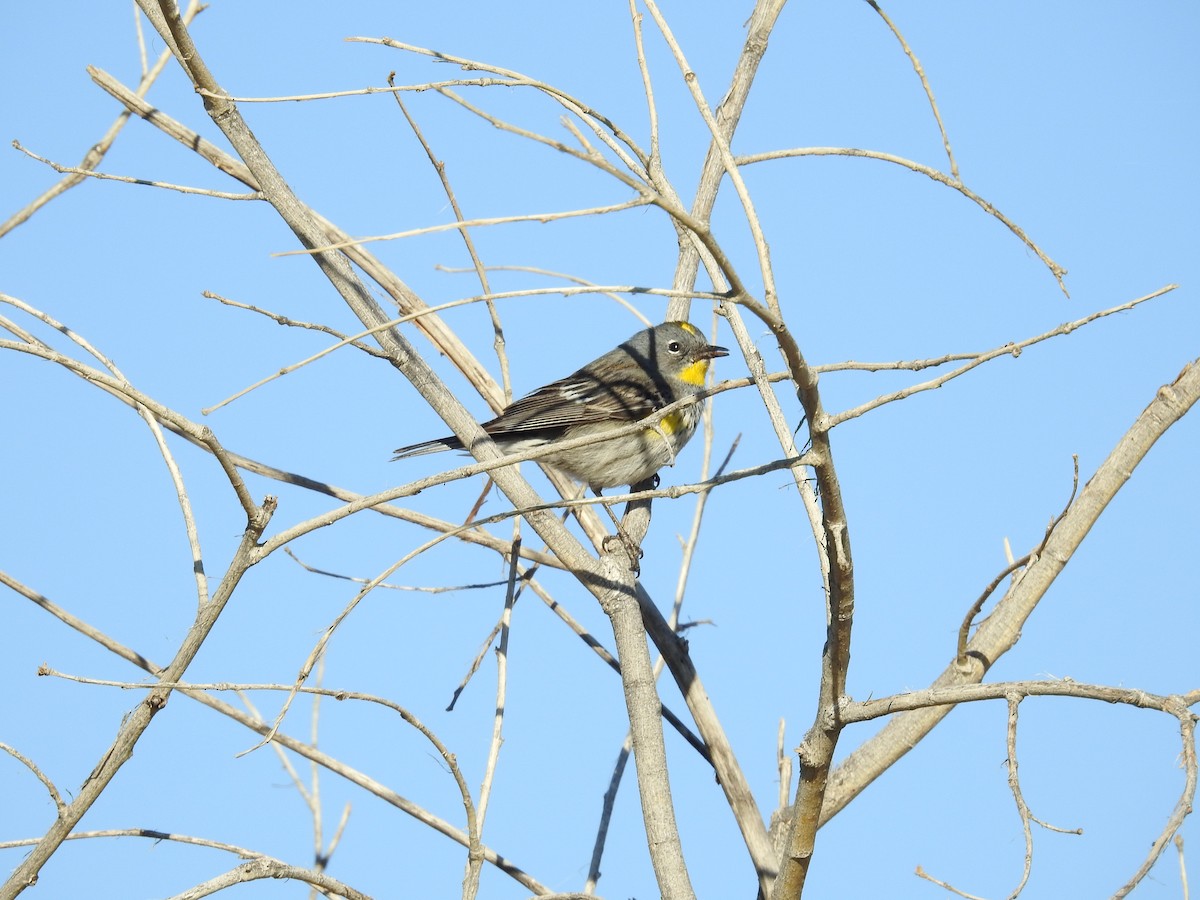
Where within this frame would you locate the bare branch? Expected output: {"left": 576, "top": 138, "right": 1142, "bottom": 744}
{"left": 12, "top": 140, "right": 261, "bottom": 199}
{"left": 1003, "top": 695, "right": 1036, "bottom": 899}
{"left": 641, "top": 0, "right": 778, "bottom": 313}
{"left": 826, "top": 357, "right": 1200, "bottom": 823}
{"left": 469, "top": 530, "right": 521, "bottom": 898}
{"left": 3, "top": 497, "right": 276, "bottom": 896}
{"left": 959, "top": 460, "right": 1077, "bottom": 662}
{"left": 915, "top": 866, "right": 989, "bottom": 900}
{"left": 666, "top": 0, "right": 787, "bottom": 319}
{"left": 736, "top": 145, "right": 1068, "bottom": 294}
{"left": 163, "top": 857, "right": 370, "bottom": 900}
{"left": 348, "top": 36, "right": 651, "bottom": 176}
{"left": 0, "top": 742, "right": 65, "bottom": 817}
{"left": 864, "top": 0, "right": 959, "bottom": 180}
{"left": 275, "top": 197, "right": 653, "bottom": 258}
{"left": 829, "top": 286, "right": 1178, "bottom": 427}
{"left": 1114, "top": 711, "right": 1199, "bottom": 896}
{"left": 387, "top": 72, "right": 513, "bottom": 400}
{"left": 0, "top": 0, "right": 205, "bottom": 238}
{"left": 85, "top": 64, "right": 502, "bottom": 410}
{"left": 435, "top": 263, "right": 656, "bottom": 324}
{"left": 194, "top": 77, "right": 529, "bottom": 102}
{"left": 0, "top": 325, "right": 258, "bottom": 519}
{"left": 841, "top": 680, "right": 1198, "bottom": 721}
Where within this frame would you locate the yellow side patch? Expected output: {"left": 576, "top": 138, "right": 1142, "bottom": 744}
{"left": 657, "top": 411, "right": 687, "bottom": 435}
{"left": 677, "top": 359, "right": 711, "bottom": 386}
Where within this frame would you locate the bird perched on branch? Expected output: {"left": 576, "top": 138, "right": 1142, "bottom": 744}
{"left": 393, "top": 320, "right": 728, "bottom": 491}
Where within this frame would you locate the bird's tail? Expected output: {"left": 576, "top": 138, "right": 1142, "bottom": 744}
{"left": 391, "top": 436, "right": 464, "bottom": 461}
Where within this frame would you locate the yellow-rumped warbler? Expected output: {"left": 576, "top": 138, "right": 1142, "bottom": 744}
{"left": 393, "top": 321, "right": 728, "bottom": 490}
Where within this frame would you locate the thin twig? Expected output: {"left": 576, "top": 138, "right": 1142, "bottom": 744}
{"left": 274, "top": 197, "right": 653, "bottom": 258}
{"left": 434, "top": 264, "right": 654, "bottom": 324}
{"left": 0, "top": 315, "right": 258, "bottom": 518}
{"left": 12, "top": 141, "right": 261, "bottom": 200}
{"left": 12, "top": 572, "right": 540, "bottom": 893}
{"left": 1113, "top": 709, "right": 1199, "bottom": 897}
{"left": 349, "top": 36, "right": 651, "bottom": 175}
{"left": 737, "top": 145, "right": 1068, "bottom": 295}
{"left": 0, "top": 0, "right": 205, "bottom": 239}
{"left": 5, "top": 493, "right": 276, "bottom": 895}
{"left": 586, "top": 735, "right": 633, "bottom": 894}
{"left": 0, "top": 743, "right": 65, "bottom": 816}
{"left": 195, "top": 77, "right": 530, "bottom": 102}
{"left": 242, "top": 527, "right": 468, "bottom": 753}
{"left": 1004, "top": 695, "right": 1035, "bottom": 900}
{"left": 0, "top": 828, "right": 263, "bottom": 859}
{"left": 915, "top": 866, "right": 989, "bottom": 900}
{"left": 388, "top": 73, "right": 512, "bottom": 399}
{"left": 469, "top": 530, "right": 521, "bottom": 899}
{"left": 641, "top": 0, "right": 778, "bottom": 314}
{"left": 86, "top": 63, "right": 503, "bottom": 411}
{"left": 354, "top": 37, "right": 767, "bottom": 317}
{"left": 841, "top": 679, "right": 1200, "bottom": 722}
{"left": 957, "top": 459, "right": 1078, "bottom": 662}
{"left": 1, "top": 295, "right": 225, "bottom": 599}
{"left": 284, "top": 547, "right": 507, "bottom": 594}
{"left": 864, "top": 0, "right": 959, "bottom": 180}
{"left": 830, "top": 286, "right": 1178, "bottom": 427}
{"left": 628, "top": 0, "right": 661, "bottom": 169}
{"left": 204, "top": 291, "right": 392, "bottom": 359}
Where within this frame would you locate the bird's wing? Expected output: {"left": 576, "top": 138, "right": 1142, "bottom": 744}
{"left": 485, "top": 370, "right": 665, "bottom": 434}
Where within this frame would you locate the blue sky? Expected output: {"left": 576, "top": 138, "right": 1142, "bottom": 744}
{"left": 1, "top": 3, "right": 1197, "bottom": 898}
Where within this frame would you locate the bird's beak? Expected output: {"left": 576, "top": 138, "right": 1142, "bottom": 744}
{"left": 700, "top": 344, "right": 730, "bottom": 360}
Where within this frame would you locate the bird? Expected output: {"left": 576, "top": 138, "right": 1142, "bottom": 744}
{"left": 392, "top": 321, "right": 728, "bottom": 490}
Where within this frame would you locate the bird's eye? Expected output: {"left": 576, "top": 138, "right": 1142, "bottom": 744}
{"left": 667, "top": 340, "right": 682, "bottom": 353}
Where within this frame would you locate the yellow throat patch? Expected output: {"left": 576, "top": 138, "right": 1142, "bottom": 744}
{"left": 677, "top": 358, "right": 711, "bottom": 386}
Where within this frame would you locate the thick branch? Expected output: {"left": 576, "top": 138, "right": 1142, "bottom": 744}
{"left": 823, "top": 357, "right": 1200, "bottom": 822}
